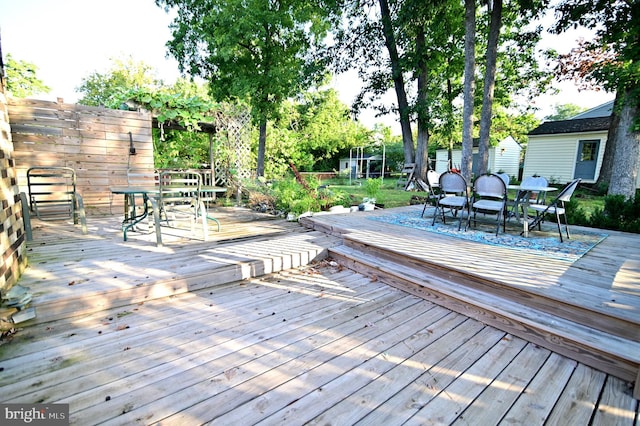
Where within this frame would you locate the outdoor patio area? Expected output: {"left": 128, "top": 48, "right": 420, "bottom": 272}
{"left": 1, "top": 206, "right": 639, "bottom": 424}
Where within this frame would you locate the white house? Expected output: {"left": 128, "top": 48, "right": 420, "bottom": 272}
{"left": 435, "top": 136, "right": 522, "bottom": 179}
{"left": 523, "top": 100, "right": 640, "bottom": 187}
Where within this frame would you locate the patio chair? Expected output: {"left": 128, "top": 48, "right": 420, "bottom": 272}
{"left": 127, "top": 168, "right": 159, "bottom": 186}
{"left": 419, "top": 170, "right": 441, "bottom": 217}
{"left": 468, "top": 173, "right": 507, "bottom": 235}
{"left": 26, "top": 166, "right": 87, "bottom": 234}
{"left": 509, "top": 176, "right": 548, "bottom": 220}
{"left": 497, "top": 173, "right": 510, "bottom": 187}
{"left": 432, "top": 171, "right": 469, "bottom": 231}
{"left": 158, "top": 170, "right": 209, "bottom": 240}
{"left": 527, "top": 178, "right": 581, "bottom": 242}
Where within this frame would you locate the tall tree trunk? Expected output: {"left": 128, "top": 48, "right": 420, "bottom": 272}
{"left": 595, "top": 91, "right": 621, "bottom": 191}
{"left": 256, "top": 119, "right": 267, "bottom": 177}
{"left": 379, "top": 0, "right": 415, "bottom": 165}
{"left": 446, "top": 78, "right": 455, "bottom": 170}
{"left": 461, "top": 0, "right": 476, "bottom": 183}
{"left": 415, "top": 26, "right": 430, "bottom": 179}
{"left": 608, "top": 88, "right": 640, "bottom": 199}
{"left": 478, "top": 0, "right": 502, "bottom": 176}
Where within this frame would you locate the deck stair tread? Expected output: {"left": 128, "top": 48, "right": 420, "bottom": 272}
{"left": 338, "top": 231, "right": 640, "bottom": 341}
{"left": 329, "top": 243, "right": 640, "bottom": 383}
{"left": 22, "top": 229, "right": 341, "bottom": 324}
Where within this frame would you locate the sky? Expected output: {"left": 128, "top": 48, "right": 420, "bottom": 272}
{"left": 0, "top": 0, "right": 615, "bottom": 133}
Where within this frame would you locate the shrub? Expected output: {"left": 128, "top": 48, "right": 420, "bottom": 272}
{"left": 589, "top": 194, "right": 640, "bottom": 233}
{"left": 364, "top": 178, "right": 383, "bottom": 201}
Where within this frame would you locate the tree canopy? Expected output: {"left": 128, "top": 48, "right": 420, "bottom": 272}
{"left": 155, "top": 0, "right": 341, "bottom": 176}
{"left": 4, "top": 54, "right": 51, "bottom": 98}
{"left": 544, "top": 103, "right": 587, "bottom": 121}
{"left": 551, "top": 0, "right": 640, "bottom": 199}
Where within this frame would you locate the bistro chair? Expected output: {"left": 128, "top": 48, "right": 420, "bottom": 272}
{"left": 26, "top": 166, "right": 87, "bottom": 234}
{"left": 497, "top": 173, "right": 510, "bottom": 187}
{"left": 158, "top": 170, "right": 209, "bottom": 240}
{"left": 468, "top": 174, "right": 507, "bottom": 235}
{"left": 127, "top": 168, "right": 159, "bottom": 186}
{"left": 431, "top": 171, "right": 469, "bottom": 231}
{"left": 509, "top": 175, "right": 549, "bottom": 220}
{"left": 419, "top": 169, "right": 441, "bottom": 217}
{"left": 527, "top": 178, "right": 581, "bottom": 242}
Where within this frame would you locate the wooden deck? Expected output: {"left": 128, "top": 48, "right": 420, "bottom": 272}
{"left": 1, "top": 206, "right": 639, "bottom": 424}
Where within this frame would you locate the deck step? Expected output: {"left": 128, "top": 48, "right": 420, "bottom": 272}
{"left": 341, "top": 234, "right": 639, "bottom": 342}
{"left": 26, "top": 231, "right": 339, "bottom": 324}
{"left": 329, "top": 243, "right": 640, "bottom": 388}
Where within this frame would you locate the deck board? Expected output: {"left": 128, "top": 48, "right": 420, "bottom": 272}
{"left": 1, "top": 206, "right": 639, "bottom": 424}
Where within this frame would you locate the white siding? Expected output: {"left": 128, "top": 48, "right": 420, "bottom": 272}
{"left": 523, "top": 130, "right": 608, "bottom": 184}
{"left": 493, "top": 136, "right": 521, "bottom": 178}
{"left": 434, "top": 136, "right": 521, "bottom": 178}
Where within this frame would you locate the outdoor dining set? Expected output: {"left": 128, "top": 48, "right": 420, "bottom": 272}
{"left": 419, "top": 170, "right": 582, "bottom": 242}
{"left": 22, "top": 166, "right": 227, "bottom": 248}
{"left": 109, "top": 168, "right": 227, "bottom": 246}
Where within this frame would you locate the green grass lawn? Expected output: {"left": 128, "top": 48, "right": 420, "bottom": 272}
{"left": 322, "top": 178, "right": 423, "bottom": 208}
{"left": 322, "top": 177, "right": 605, "bottom": 218}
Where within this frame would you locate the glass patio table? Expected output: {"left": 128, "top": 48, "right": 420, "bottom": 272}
{"left": 110, "top": 185, "right": 164, "bottom": 245}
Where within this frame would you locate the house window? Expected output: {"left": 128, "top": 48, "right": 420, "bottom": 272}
{"left": 579, "top": 140, "right": 598, "bottom": 161}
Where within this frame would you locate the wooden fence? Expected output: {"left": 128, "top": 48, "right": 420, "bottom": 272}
{"left": 1, "top": 93, "right": 28, "bottom": 292}
{"left": 9, "top": 98, "right": 154, "bottom": 214}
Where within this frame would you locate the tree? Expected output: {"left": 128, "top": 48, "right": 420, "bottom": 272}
{"left": 156, "top": 0, "right": 339, "bottom": 177}
{"left": 552, "top": 0, "right": 640, "bottom": 199}
{"left": 460, "top": 0, "right": 476, "bottom": 182}
{"left": 544, "top": 103, "right": 587, "bottom": 121}
{"left": 267, "top": 88, "right": 369, "bottom": 177}
{"left": 378, "top": 0, "right": 415, "bottom": 166}
{"left": 474, "top": 0, "right": 549, "bottom": 176}
{"left": 477, "top": 0, "right": 503, "bottom": 177}
{"left": 76, "top": 56, "right": 160, "bottom": 107}
{"left": 398, "top": 0, "right": 466, "bottom": 179}
{"left": 4, "top": 54, "right": 50, "bottom": 98}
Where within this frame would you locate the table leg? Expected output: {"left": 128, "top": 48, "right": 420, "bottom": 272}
{"left": 122, "top": 194, "right": 149, "bottom": 241}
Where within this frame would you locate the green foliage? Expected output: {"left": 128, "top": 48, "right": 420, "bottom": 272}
{"left": 376, "top": 139, "right": 405, "bottom": 173}
{"left": 76, "top": 56, "right": 160, "bottom": 107}
{"left": 483, "top": 108, "right": 540, "bottom": 146}
{"left": 268, "top": 176, "right": 320, "bottom": 215}
{"left": 269, "top": 88, "right": 372, "bottom": 175}
{"left": 586, "top": 194, "right": 640, "bottom": 233}
{"left": 4, "top": 54, "right": 51, "bottom": 98}
{"left": 153, "top": 128, "right": 210, "bottom": 169}
{"left": 258, "top": 174, "right": 349, "bottom": 215}
{"left": 552, "top": 1, "right": 639, "bottom": 120}
{"left": 364, "top": 177, "right": 383, "bottom": 201}
{"left": 76, "top": 57, "right": 219, "bottom": 133}
{"left": 156, "top": 0, "right": 341, "bottom": 175}
{"left": 544, "top": 103, "right": 588, "bottom": 121}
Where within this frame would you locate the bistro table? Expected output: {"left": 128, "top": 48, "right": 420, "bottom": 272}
{"left": 508, "top": 184, "right": 557, "bottom": 237}
{"left": 110, "top": 186, "right": 163, "bottom": 246}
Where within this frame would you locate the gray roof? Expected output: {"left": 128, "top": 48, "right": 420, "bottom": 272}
{"left": 528, "top": 116, "right": 611, "bottom": 135}
{"left": 571, "top": 100, "right": 614, "bottom": 119}
{"left": 528, "top": 100, "right": 614, "bottom": 136}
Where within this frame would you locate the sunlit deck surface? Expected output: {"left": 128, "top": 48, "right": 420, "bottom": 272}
{"left": 2, "top": 206, "right": 639, "bottom": 424}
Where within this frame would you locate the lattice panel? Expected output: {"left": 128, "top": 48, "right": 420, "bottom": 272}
{"left": 214, "top": 105, "right": 252, "bottom": 186}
